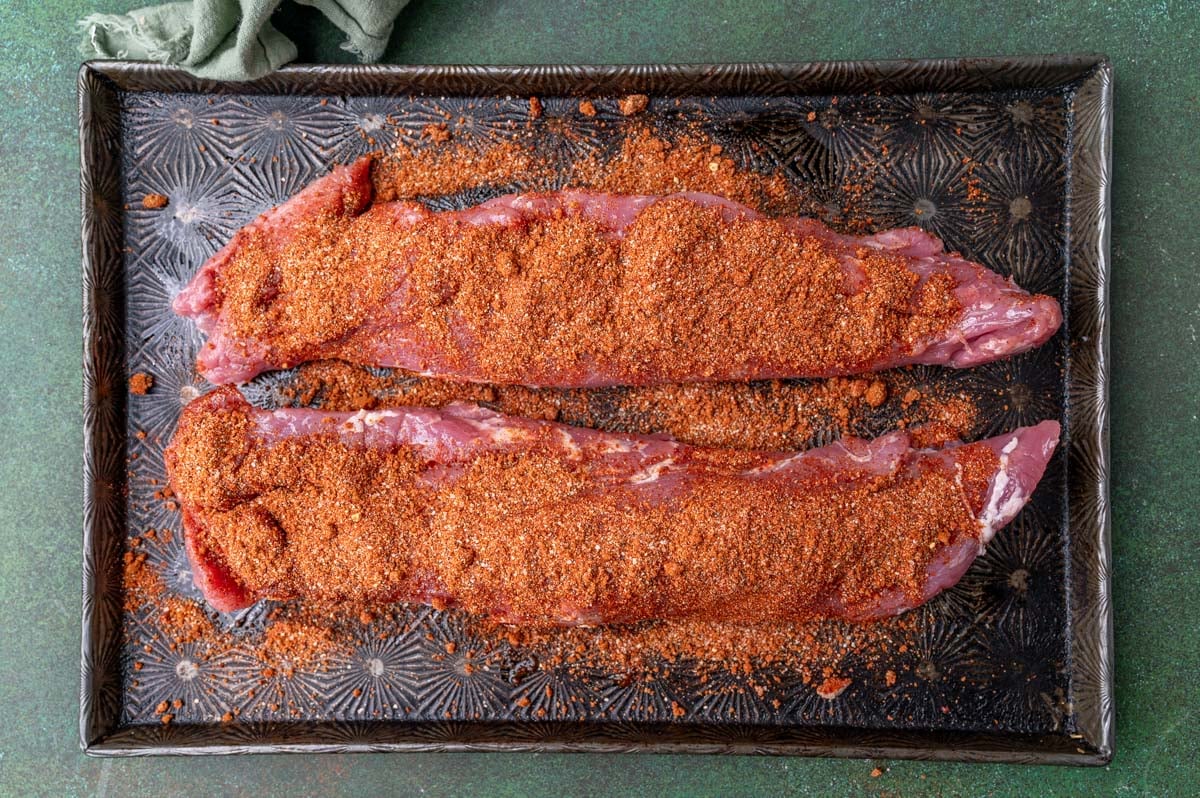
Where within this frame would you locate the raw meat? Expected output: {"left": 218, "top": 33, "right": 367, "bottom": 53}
{"left": 166, "top": 387, "right": 1060, "bottom": 624}
{"left": 175, "top": 157, "right": 1062, "bottom": 387}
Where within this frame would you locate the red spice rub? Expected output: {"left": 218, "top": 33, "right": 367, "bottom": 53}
{"left": 618, "top": 94, "right": 650, "bottom": 116}
{"left": 373, "top": 141, "right": 546, "bottom": 199}
{"left": 166, "top": 388, "right": 1001, "bottom": 626}
{"left": 377, "top": 127, "right": 795, "bottom": 213}
{"left": 569, "top": 127, "right": 796, "bottom": 212}
{"left": 123, "top": 541, "right": 164, "bottom": 612}
{"left": 421, "top": 123, "right": 451, "bottom": 143}
{"left": 278, "top": 360, "right": 979, "bottom": 452}
{"left": 129, "top": 372, "right": 154, "bottom": 394}
{"left": 204, "top": 189, "right": 963, "bottom": 387}
{"left": 816, "top": 675, "right": 852, "bottom": 699}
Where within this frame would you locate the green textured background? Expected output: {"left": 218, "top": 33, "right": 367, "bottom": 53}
{"left": 1, "top": 0, "right": 1197, "bottom": 795}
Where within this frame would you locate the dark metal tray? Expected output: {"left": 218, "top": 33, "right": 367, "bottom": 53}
{"left": 80, "top": 57, "right": 1112, "bottom": 762}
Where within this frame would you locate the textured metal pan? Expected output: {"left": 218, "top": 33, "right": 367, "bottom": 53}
{"left": 80, "top": 57, "right": 1111, "bottom": 762}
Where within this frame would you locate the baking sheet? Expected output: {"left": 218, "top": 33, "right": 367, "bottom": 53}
{"left": 79, "top": 57, "right": 1112, "bottom": 761}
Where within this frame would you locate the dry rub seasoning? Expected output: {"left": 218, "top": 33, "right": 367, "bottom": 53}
{"left": 212, "top": 188, "right": 961, "bottom": 387}
{"left": 277, "top": 360, "right": 977, "bottom": 452}
{"left": 166, "top": 390, "right": 998, "bottom": 626}
{"left": 129, "top": 372, "right": 154, "bottom": 394}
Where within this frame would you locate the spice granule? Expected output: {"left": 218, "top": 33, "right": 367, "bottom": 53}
{"left": 129, "top": 372, "right": 154, "bottom": 394}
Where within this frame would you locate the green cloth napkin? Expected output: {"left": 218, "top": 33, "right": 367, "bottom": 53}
{"left": 80, "top": 0, "right": 409, "bottom": 80}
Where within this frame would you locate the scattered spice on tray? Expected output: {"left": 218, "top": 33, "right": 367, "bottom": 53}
{"left": 962, "top": 156, "right": 988, "bottom": 205}
{"left": 128, "top": 372, "right": 154, "bottom": 394}
{"left": 421, "top": 123, "right": 451, "bottom": 143}
{"left": 373, "top": 140, "right": 547, "bottom": 199}
{"left": 122, "top": 540, "right": 164, "bottom": 612}
{"left": 816, "top": 675, "right": 853, "bottom": 699}
{"left": 618, "top": 94, "right": 649, "bottom": 116}
{"left": 373, "top": 125, "right": 801, "bottom": 215}
{"left": 826, "top": 152, "right": 886, "bottom": 234}
{"left": 122, "top": 552, "right": 932, "bottom": 723}
{"left": 486, "top": 608, "right": 921, "bottom": 684}
{"left": 156, "top": 596, "right": 211, "bottom": 644}
{"left": 260, "top": 616, "right": 335, "bottom": 669}
{"left": 271, "top": 360, "right": 978, "bottom": 452}
{"left": 864, "top": 379, "right": 887, "bottom": 408}
{"left": 569, "top": 127, "right": 797, "bottom": 213}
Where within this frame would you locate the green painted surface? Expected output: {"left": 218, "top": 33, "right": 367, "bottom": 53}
{"left": 1, "top": 0, "right": 1197, "bottom": 794}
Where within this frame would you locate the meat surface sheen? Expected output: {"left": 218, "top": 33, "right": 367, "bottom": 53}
{"left": 175, "top": 157, "right": 1062, "bottom": 387}
{"left": 166, "top": 388, "right": 1059, "bottom": 625}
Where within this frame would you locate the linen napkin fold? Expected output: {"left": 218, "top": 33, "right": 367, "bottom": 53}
{"left": 80, "top": 0, "right": 409, "bottom": 80}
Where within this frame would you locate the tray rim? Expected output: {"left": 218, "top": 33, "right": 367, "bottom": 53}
{"left": 79, "top": 55, "right": 1113, "bottom": 763}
